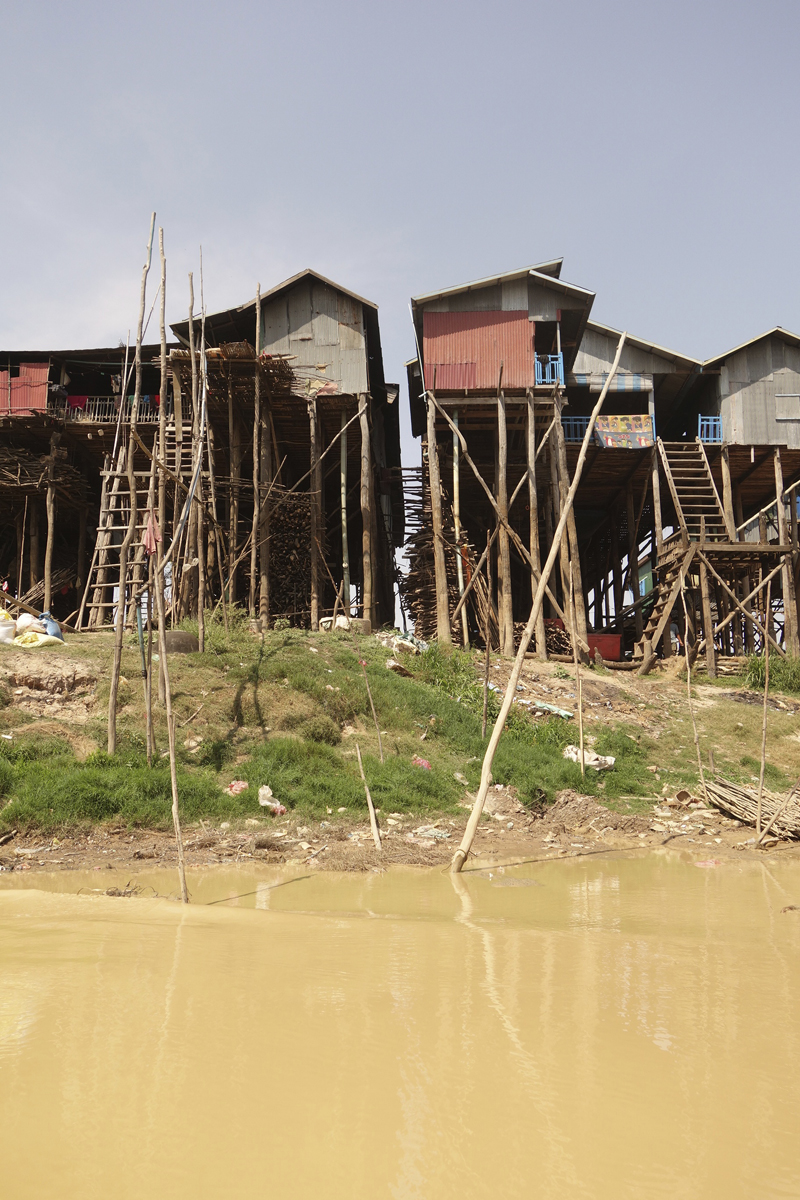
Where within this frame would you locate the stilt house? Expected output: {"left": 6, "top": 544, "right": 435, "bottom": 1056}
{"left": 405, "top": 260, "right": 800, "bottom": 676}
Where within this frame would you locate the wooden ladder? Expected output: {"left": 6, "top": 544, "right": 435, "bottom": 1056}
{"left": 78, "top": 425, "right": 191, "bottom": 629}
{"left": 658, "top": 438, "right": 728, "bottom": 543}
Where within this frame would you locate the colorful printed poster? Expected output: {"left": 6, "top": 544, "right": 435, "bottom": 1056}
{"left": 594, "top": 414, "right": 655, "bottom": 448}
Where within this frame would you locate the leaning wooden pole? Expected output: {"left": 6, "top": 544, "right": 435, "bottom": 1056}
{"left": 108, "top": 212, "right": 154, "bottom": 755}
{"left": 158, "top": 230, "right": 168, "bottom": 551}
{"left": 451, "top": 332, "right": 626, "bottom": 872}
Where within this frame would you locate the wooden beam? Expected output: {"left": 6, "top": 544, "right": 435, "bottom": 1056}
{"left": 43, "top": 433, "right": 58, "bottom": 612}
{"left": 698, "top": 522, "right": 716, "bottom": 678}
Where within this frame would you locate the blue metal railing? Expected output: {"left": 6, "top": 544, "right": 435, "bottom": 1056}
{"left": 535, "top": 353, "right": 564, "bottom": 387}
{"left": 698, "top": 414, "right": 722, "bottom": 443}
{"left": 562, "top": 415, "right": 591, "bottom": 441}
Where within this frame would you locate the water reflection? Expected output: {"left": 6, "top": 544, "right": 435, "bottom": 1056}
{"left": 0, "top": 856, "right": 797, "bottom": 1199}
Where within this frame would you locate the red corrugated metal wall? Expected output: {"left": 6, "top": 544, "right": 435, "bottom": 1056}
{"left": 0, "top": 364, "right": 49, "bottom": 413}
{"left": 423, "top": 311, "right": 535, "bottom": 390}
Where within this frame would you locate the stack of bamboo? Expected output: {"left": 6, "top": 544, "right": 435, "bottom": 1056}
{"left": 706, "top": 777, "right": 800, "bottom": 839}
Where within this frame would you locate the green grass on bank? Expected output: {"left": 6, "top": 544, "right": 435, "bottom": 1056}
{"left": 0, "top": 617, "right": 663, "bottom": 835}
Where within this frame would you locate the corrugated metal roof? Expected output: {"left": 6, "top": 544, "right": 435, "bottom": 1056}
{"left": 423, "top": 310, "right": 535, "bottom": 391}
{"left": 703, "top": 326, "right": 800, "bottom": 369}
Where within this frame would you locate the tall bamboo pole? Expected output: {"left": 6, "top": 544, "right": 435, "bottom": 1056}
{"left": 570, "top": 562, "right": 585, "bottom": 777}
{"left": 250, "top": 284, "right": 261, "bottom": 617}
{"left": 451, "top": 332, "right": 626, "bottom": 872}
{"left": 259, "top": 395, "right": 271, "bottom": 626}
{"left": 144, "top": 440, "right": 157, "bottom": 764}
{"left": 108, "top": 212, "right": 154, "bottom": 755}
{"left": 774, "top": 448, "right": 799, "bottom": 654}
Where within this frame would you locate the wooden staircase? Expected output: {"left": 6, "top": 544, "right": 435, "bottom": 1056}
{"left": 658, "top": 438, "right": 730, "bottom": 542}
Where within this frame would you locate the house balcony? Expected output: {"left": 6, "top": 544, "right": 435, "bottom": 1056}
{"left": 535, "top": 353, "right": 564, "bottom": 387}
{"left": 49, "top": 396, "right": 173, "bottom": 424}
{"left": 698, "top": 414, "right": 722, "bottom": 443}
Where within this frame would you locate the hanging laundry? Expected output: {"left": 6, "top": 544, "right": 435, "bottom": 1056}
{"left": 143, "top": 510, "right": 161, "bottom": 556}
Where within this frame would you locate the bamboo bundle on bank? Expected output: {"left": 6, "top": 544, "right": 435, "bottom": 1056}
{"left": 705, "top": 777, "right": 800, "bottom": 839}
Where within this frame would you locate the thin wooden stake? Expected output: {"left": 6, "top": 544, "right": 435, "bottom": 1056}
{"left": 681, "top": 579, "right": 708, "bottom": 803}
{"left": 355, "top": 742, "right": 382, "bottom": 851}
{"left": 452, "top": 332, "right": 627, "bottom": 871}
{"left": 757, "top": 579, "right": 772, "bottom": 837}
{"left": 250, "top": 284, "right": 261, "bottom": 617}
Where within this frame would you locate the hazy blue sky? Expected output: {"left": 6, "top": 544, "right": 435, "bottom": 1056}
{"left": 2, "top": 0, "right": 798, "bottom": 454}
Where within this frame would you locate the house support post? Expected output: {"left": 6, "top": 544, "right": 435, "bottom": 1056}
{"left": 249, "top": 285, "right": 261, "bottom": 617}
{"left": 453, "top": 411, "right": 469, "bottom": 647}
{"left": 775, "top": 448, "right": 800, "bottom": 655}
{"left": 309, "top": 395, "right": 320, "bottom": 631}
{"left": 258, "top": 398, "right": 271, "bottom": 626}
{"left": 720, "top": 444, "right": 737, "bottom": 540}
{"left": 340, "top": 408, "right": 350, "bottom": 613}
{"left": 526, "top": 391, "right": 547, "bottom": 658}
{"left": 360, "top": 393, "right": 376, "bottom": 633}
{"left": 626, "top": 477, "right": 643, "bottom": 642}
{"left": 554, "top": 400, "right": 589, "bottom": 658}
{"left": 497, "top": 388, "right": 514, "bottom": 657}
{"left": 649, "top": 390, "right": 663, "bottom": 554}
{"left": 43, "top": 432, "right": 58, "bottom": 612}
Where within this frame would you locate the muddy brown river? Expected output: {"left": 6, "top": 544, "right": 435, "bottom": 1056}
{"left": 1, "top": 851, "right": 799, "bottom": 1198}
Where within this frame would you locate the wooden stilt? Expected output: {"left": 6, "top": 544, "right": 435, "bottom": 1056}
{"left": 249, "top": 284, "right": 261, "bottom": 617}
{"left": 453, "top": 410, "right": 469, "bottom": 647}
{"left": 15, "top": 503, "right": 25, "bottom": 599}
{"left": 309, "top": 395, "right": 320, "bottom": 630}
{"left": 28, "top": 502, "right": 40, "bottom": 589}
{"left": 360, "top": 393, "right": 375, "bottom": 632}
{"left": 649, "top": 390, "right": 663, "bottom": 554}
{"left": 496, "top": 382, "right": 514, "bottom": 657}
{"left": 76, "top": 505, "right": 87, "bottom": 594}
{"left": 43, "top": 432, "right": 58, "bottom": 612}
{"left": 774, "top": 448, "right": 799, "bottom": 654}
{"left": 259, "top": 397, "right": 271, "bottom": 626}
{"left": 554, "top": 403, "right": 590, "bottom": 655}
{"left": 699, "top": 532, "right": 717, "bottom": 678}
{"left": 340, "top": 408, "right": 350, "bottom": 612}
{"left": 425, "top": 390, "right": 450, "bottom": 644}
{"left": 626, "top": 478, "right": 643, "bottom": 641}
{"left": 756, "top": 579, "right": 772, "bottom": 837}
{"left": 526, "top": 390, "right": 546, "bottom": 659}
{"left": 610, "top": 507, "right": 623, "bottom": 626}
{"left": 720, "top": 444, "right": 737, "bottom": 540}
{"left": 227, "top": 371, "right": 240, "bottom": 606}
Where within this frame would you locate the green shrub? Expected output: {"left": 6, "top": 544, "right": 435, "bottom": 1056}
{"left": 744, "top": 654, "right": 800, "bottom": 695}
{"left": 301, "top": 715, "right": 341, "bottom": 745}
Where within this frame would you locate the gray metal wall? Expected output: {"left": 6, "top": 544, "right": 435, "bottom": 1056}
{"left": 259, "top": 277, "right": 368, "bottom": 396}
